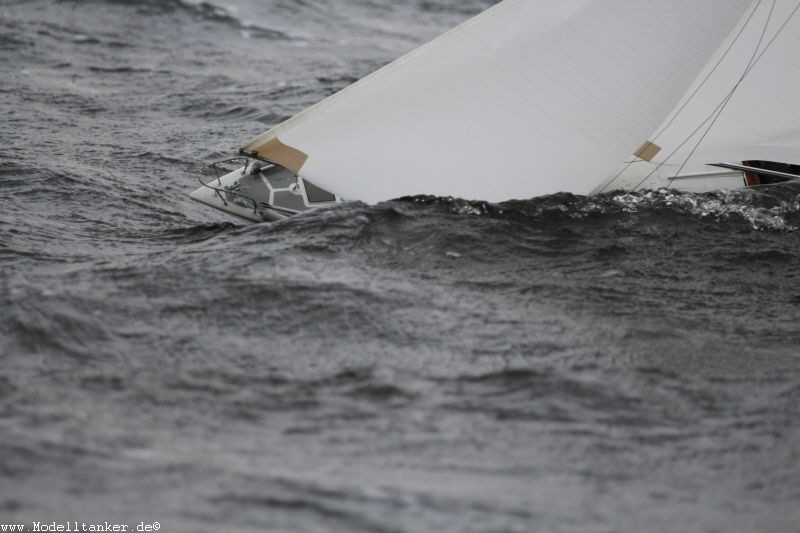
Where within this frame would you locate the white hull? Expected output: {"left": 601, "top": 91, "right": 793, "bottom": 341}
{"left": 594, "top": 162, "right": 746, "bottom": 195}
{"left": 190, "top": 160, "right": 339, "bottom": 223}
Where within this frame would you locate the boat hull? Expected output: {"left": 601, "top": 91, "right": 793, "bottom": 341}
{"left": 190, "top": 160, "right": 338, "bottom": 222}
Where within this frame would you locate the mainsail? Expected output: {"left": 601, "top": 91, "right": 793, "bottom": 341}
{"left": 242, "top": 0, "right": 753, "bottom": 203}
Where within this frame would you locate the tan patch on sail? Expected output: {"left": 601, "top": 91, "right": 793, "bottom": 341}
{"left": 634, "top": 140, "right": 661, "bottom": 162}
{"left": 250, "top": 137, "right": 308, "bottom": 174}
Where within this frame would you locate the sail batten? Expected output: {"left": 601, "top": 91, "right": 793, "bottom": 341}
{"left": 243, "top": 0, "right": 753, "bottom": 202}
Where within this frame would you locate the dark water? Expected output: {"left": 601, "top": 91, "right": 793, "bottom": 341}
{"left": 2, "top": 1, "right": 800, "bottom": 532}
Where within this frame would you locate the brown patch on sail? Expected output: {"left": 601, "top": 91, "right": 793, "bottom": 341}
{"left": 634, "top": 140, "right": 661, "bottom": 162}
{"left": 250, "top": 137, "right": 308, "bottom": 174}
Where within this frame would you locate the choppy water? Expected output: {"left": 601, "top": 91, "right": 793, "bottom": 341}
{"left": 2, "top": 1, "right": 800, "bottom": 532}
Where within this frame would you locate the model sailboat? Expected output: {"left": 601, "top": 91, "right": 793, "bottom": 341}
{"left": 191, "top": 0, "right": 800, "bottom": 222}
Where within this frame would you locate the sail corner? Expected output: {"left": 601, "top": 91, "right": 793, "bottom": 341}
{"left": 634, "top": 140, "right": 662, "bottom": 162}
{"left": 247, "top": 137, "right": 308, "bottom": 174}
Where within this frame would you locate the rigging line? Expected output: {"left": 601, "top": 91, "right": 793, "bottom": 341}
{"left": 651, "top": 0, "right": 765, "bottom": 143}
{"left": 631, "top": 95, "right": 731, "bottom": 191}
{"left": 665, "top": 93, "right": 739, "bottom": 189}
{"left": 668, "top": 0, "right": 777, "bottom": 185}
{"left": 668, "top": 0, "right": 800, "bottom": 187}
{"left": 602, "top": 0, "right": 764, "bottom": 192}
{"left": 635, "top": 0, "right": 800, "bottom": 192}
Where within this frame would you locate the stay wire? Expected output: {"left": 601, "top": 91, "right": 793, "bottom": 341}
{"left": 651, "top": 0, "right": 766, "bottom": 142}
{"left": 635, "top": 0, "right": 776, "bottom": 190}
{"left": 667, "top": 0, "right": 777, "bottom": 187}
{"left": 603, "top": 0, "right": 764, "bottom": 190}
{"left": 635, "top": 0, "right": 800, "bottom": 191}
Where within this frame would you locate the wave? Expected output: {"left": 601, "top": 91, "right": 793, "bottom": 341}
{"left": 58, "top": 0, "right": 292, "bottom": 40}
{"left": 399, "top": 184, "right": 800, "bottom": 231}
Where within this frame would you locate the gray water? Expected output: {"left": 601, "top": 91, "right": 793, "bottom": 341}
{"left": 1, "top": 1, "right": 800, "bottom": 532}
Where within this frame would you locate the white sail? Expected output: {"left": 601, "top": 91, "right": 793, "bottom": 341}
{"left": 242, "top": 0, "right": 752, "bottom": 203}
{"left": 598, "top": 0, "right": 800, "bottom": 193}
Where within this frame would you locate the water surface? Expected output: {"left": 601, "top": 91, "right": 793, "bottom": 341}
{"left": 1, "top": 1, "right": 799, "bottom": 531}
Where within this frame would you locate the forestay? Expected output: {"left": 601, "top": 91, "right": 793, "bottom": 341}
{"left": 242, "top": 0, "right": 752, "bottom": 203}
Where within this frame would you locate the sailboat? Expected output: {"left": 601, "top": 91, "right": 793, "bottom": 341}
{"left": 191, "top": 0, "right": 800, "bottom": 222}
